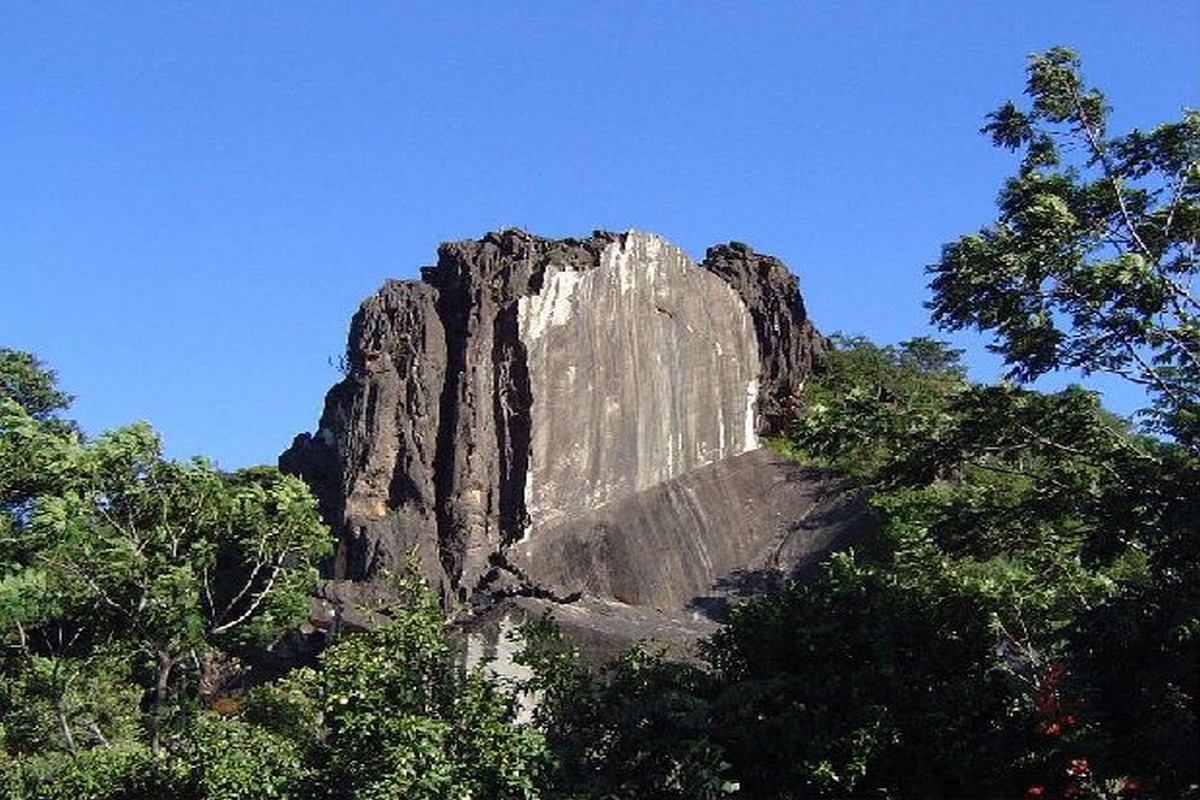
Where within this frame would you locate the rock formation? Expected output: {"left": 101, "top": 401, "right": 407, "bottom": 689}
{"left": 282, "top": 229, "right": 858, "bottom": 648}
{"left": 702, "top": 241, "right": 827, "bottom": 432}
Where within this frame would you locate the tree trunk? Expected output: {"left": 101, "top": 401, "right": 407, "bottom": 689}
{"left": 150, "top": 650, "right": 174, "bottom": 756}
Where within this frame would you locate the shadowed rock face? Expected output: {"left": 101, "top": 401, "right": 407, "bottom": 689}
{"left": 509, "top": 450, "right": 867, "bottom": 611}
{"left": 280, "top": 280, "right": 449, "bottom": 593}
{"left": 282, "top": 229, "right": 848, "bottom": 638}
{"left": 701, "top": 242, "right": 828, "bottom": 433}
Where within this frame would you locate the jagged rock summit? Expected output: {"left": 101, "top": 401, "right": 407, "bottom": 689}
{"left": 282, "top": 229, "right": 860, "bottom": 649}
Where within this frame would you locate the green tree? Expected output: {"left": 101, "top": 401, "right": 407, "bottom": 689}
{"left": 1, "top": 354, "right": 551, "bottom": 799}
{"left": 795, "top": 335, "right": 968, "bottom": 484}
{"left": 724, "top": 338, "right": 1110, "bottom": 797}
{"left": 926, "top": 48, "right": 1199, "bottom": 793}
{"left": 247, "top": 561, "right": 548, "bottom": 800}
{"left": 928, "top": 47, "right": 1199, "bottom": 445}
{"left": 1, "top": 350, "right": 333, "bottom": 795}
{"left": 725, "top": 49, "right": 1198, "bottom": 797}
{"left": 517, "top": 615, "right": 735, "bottom": 800}
{"left": 6, "top": 423, "right": 331, "bottom": 754}
{"left": 703, "top": 328, "right": 1197, "bottom": 797}
{"left": 706, "top": 552, "right": 1017, "bottom": 799}
{"left": 0, "top": 349, "right": 72, "bottom": 423}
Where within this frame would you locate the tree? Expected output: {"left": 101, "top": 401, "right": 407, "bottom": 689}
{"left": 794, "top": 335, "right": 969, "bottom": 484}
{"left": 0, "top": 349, "right": 72, "bottom": 423}
{"left": 517, "top": 615, "right": 735, "bottom": 800}
{"left": 0, "top": 349, "right": 333, "bottom": 794}
{"left": 29, "top": 437, "right": 332, "bottom": 752}
{"left": 705, "top": 552, "right": 1018, "bottom": 799}
{"left": 245, "top": 560, "right": 548, "bottom": 800}
{"left": 927, "top": 50, "right": 1200, "bottom": 792}
{"left": 703, "top": 325, "right": 1198, "bottom": 797}
{"left": 1, "top": 353, "right": 554, "bottom": 799}
{"left": 722, "top": 48, "right": 1198, "bottom": 797}
{"left": 737, "top": 337, "right": 1132, "bottom": 797}
{"left": 928, "top": 47, "right": 1199, "bottom": 445}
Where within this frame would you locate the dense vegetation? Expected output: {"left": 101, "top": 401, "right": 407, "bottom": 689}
{"left": 2, "top": 48, "right": 1196, "bottom": 798}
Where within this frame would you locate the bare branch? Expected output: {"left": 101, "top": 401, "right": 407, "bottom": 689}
{"left": 210, "top": 557, "right": 266, "bottom": 629}
{"left": 209, "top": 557, "right": 284, "bottom": 635}
{"left": 1068, "top": 84, "right": 1155, "bottom": 262}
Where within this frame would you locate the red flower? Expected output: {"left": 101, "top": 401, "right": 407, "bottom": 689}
{"left": 1122, "top": 778, "right": 1142, "bottom": 794}
{"left": 1025, "top": 784, "right": 1046, "bottom": 798}
{"left": 1066, "top": 758, "right": 1091, "bottom": 777}
{"left": 1034, "top": 693, "right": 1060, "bottom": 713}
{"left": 1037, "top": 720, "right": 1062, "bottom": 736}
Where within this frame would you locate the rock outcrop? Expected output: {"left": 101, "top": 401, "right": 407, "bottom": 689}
{"left": 507, "top": 450, "right": 864, "bottom": 612}
{"left": 701, "top": 241, "right": 827, "bottom": 433}
{"left": 282, "top": 229, "right": 848, "bottom": 644}
{"left": 518, "top": 233, "right": 760, "bottom": 533}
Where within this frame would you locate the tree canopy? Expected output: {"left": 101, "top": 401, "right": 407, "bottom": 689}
{"left": 680, "top": 48, "right": 1199, "bottom": 798}
{"left": 1, "top": 348, "right": 335, "bottom": 794}
{"left": 1, "top": 349, "right": 549, "bottom": 799}
{"left": 928, "top": 47, "right": 1199, "bottom": 445}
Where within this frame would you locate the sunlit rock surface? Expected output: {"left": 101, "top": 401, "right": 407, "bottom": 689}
{"left": 282, "top": 229, "right": 856, "bottom": 649}
{"left": 519, "top": 233, "right": 759, "bottom": 531}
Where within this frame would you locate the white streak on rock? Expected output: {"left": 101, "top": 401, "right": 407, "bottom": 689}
{"left": 744, "top": 377, "right": 760, "bottom": 452}
{"left": 518, "top": 268, "right": 585, "bottom": 342}
{"left": 520, "top": 231, "right": 761, "bottom": 531}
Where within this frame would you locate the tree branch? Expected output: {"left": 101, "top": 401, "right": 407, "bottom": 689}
{"left": 210, "top": 557, "right": 266, "bottom": 629}
{"left": 209, "top": 556, "right": 284, "bottom": 635}
{"left": 1068, "top": 84, "right": 1155, "bottom": 262}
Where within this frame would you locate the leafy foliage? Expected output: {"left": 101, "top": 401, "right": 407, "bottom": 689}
{"left": 1, "top": 349, "right": 333, "bottom": 794}
{"left": 921, "top": 50, "right": 1200, "bottom": 793}
{"left": 730, "top": 51, "right": 1199, "bottom": 792}
{"left": 518, "top": 615, "right": 736, "bottom": 800}
{"left": 773, "top": 332, "right": 1200, "bottom": 796}
{"left": 0, "top": 349, "right": 72, "bottom": 424}
{"left": 928, "top": 47, "right": 1199, "bottom": 445}
{"left": 794, "top": 335, "right": 968, "bottom": 484}
{"left": 250, "top": 562, "right": 549, "bottom": 800}
{"left": 706, "top": 553, "right": 1018, "bottom": 798}
{"left": 1, "top": 352, "right": 551, "bottom": 799}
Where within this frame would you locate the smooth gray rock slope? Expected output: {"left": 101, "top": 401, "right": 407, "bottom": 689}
{"left": 282, "top": 229, "right": 854, "bottom": 648}
{"left": 519, "top": 233, "right": 759, "bottom": 530}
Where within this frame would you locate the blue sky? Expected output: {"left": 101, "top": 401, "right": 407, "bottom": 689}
{"left": 3, "top": 2, "right": 1197, "bottom": 469}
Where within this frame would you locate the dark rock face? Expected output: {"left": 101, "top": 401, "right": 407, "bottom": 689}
{"left": 281, "top": 280, "right": 448, "bottom": 593}
{"left": 702, "top": 242, "right": 830, "bottom": 433}
{"left": 282, "top": 229, "right": 858, "bottom": 640}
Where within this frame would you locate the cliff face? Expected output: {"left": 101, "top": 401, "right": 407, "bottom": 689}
{"left": 281, "top": 229, "right": 840, "bottom": 621}
{"left": 519, "top": 233, "right": 760, "bottom": 532}
{"left": 701, "top": 241, "right": 827, "bottom": 433}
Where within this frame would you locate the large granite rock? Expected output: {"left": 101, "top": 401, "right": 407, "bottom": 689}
{"left": 282, "top": 229, "right": 847, "bottom": 639}
{"left": 518, "top": 233, "right": 760, "bottom": 531}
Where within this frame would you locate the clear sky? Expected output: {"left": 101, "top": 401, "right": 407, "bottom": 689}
{"left": 3, "top": 2, "right": 1198, "bottom": 469}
